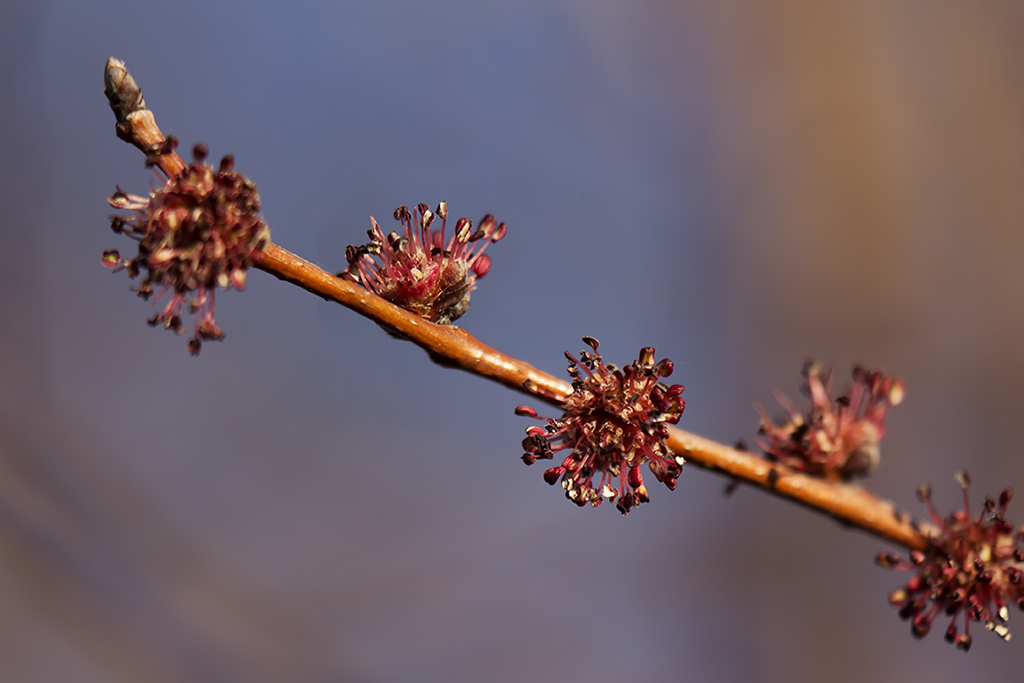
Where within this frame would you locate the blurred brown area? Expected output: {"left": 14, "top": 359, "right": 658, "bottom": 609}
{"left": 2, "top": 1, "right": 1024, "bottom": 681}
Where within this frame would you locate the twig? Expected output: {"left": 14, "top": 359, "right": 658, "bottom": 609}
{"left": 103, "top": 57, "right": 931, "bottom": 552}
{"left": 104, "top": 58, "right": 186, "bottom": 179}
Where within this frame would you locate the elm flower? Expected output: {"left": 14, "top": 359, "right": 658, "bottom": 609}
{"left": 103, "top": 142, "right": 270, "bottom": 355}
{"left": 876, "top": 472, "right": 1024, "bottom": 651}
{"left": 756, "top": 361, "right": 904, "bottom": 480}
{"left": 340, "top": 202, "right": 505, "bottom": 324}
{"left": 515, "top": 337, "right": 685, "bottom": 514}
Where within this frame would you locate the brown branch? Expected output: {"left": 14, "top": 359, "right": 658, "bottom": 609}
{"left": 257, "top": 244, "right": 572, "bottom": 403}
{"left": 103, "top": 57, "right": 931, "bottom": 553}
{"left": 256, "top": 245, "right": 930, "bottom": 550}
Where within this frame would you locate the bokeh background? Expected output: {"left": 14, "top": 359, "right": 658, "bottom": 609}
{"left": 3, "top": 1, "right": 1024, "bottom": 681}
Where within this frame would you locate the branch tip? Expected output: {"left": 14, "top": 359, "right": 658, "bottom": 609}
{"left": 104, "top": 57, "right": 145, "bottom": 123}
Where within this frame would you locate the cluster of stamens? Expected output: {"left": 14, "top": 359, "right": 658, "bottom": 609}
{"left": 757, "top": 361, "right": 904, "bottom": 480}
{"left": 876, "top": 472, "right": 1024, "bottom": 651}
{"left": 340, "top": 202, "right": 506, "bottom": 324}
{"left": 103, "top": 142, "right": 270, "bottom": 354}
{"left": 515, "top": 337, "right": 685, "bottom": 514}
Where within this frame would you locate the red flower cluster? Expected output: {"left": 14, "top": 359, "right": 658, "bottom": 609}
{"left": 516, "top": 337, "right": 685, "bottom": 514}
{"left": 876, "top": 472, "right": 1024, "bottom": 651}
{"left": 340, "top": 202, "right": 505, "bottom": 324}
{"left": 103, "top": 142, "right": 269, "bottom": 355}
{"left": 757, "top": 361, "right": 904, "bottom": 480}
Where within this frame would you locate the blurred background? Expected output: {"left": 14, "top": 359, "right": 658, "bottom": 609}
{"left": 3, "top": 1, "right": 1024, "bottom": 681}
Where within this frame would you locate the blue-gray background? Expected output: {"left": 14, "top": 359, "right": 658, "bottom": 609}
{"left": 3, "top": 1, "right": 1024, "bottom": 681}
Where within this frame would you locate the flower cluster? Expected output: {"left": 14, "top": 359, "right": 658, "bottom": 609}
{"left": 876, "top": 472, "right": 1024, "bottom": 651}
{"left": 103, "top": 142, "right": 270, "bottom": 355}
{"left": 339, "top": 202, "right": 505, "bottom": 324}
{"left": 515, "top": 337, "right": 685, "bottom": 514}
{"left": 756, "top": 361, "right": 904, "bottom": 480}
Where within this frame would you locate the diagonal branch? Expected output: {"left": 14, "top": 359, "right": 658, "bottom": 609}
{"left": 103, "top": 57, "right": 931, "bottom": 552}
